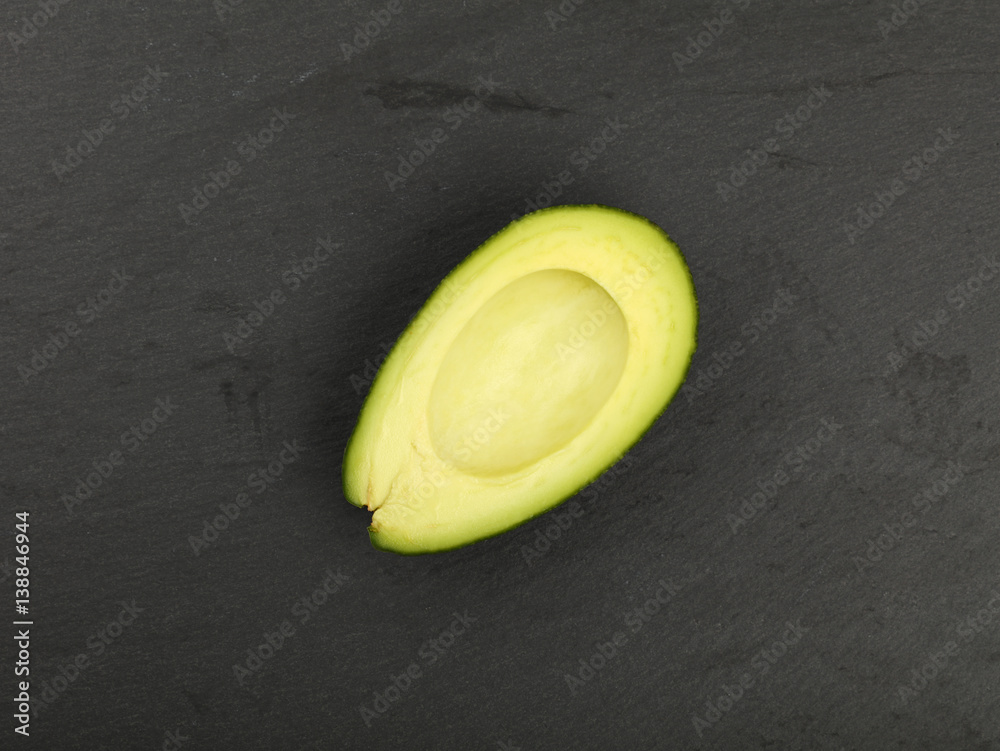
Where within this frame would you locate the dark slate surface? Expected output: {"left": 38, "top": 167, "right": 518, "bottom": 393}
{"left": 3, "top": 1, "right": 1000, "bottom": 749}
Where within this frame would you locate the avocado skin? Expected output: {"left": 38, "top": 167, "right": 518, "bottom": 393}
{"left": 343, "top": 204, "right": 698, "bottom": 554}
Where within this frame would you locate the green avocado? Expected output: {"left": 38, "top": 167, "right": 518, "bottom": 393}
{"left": 343, "top": 204, "right": 698, "bottom": 554}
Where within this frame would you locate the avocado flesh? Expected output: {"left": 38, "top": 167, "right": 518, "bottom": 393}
{"left": 343, "top": 205, "right": 698, "bottom": 554}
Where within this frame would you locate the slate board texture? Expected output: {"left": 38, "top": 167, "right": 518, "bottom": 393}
{"left": 3, "top": 0, "right": 1000, "bottom": 749}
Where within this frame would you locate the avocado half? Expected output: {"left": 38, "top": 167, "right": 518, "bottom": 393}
{"left": 343, "top": 204, "right": 698, "bottom": 554}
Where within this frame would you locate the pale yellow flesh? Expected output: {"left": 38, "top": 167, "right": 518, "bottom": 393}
{"left": 428, "top": 269, "right": 629, "bottom": 477}
{"left": 343, "top": 205, "right": 697, "bottom": 553}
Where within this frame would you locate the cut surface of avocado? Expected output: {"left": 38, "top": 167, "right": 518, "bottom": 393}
{"left": 343, "top": 205, "right": 698, "bottom": 554}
